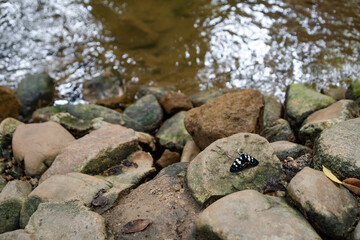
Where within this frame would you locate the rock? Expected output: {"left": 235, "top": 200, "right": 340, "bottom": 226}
{"left": 285, "top": 84, "right": 335, "bottom": 129}
{"left": 155, "top": 149, "right": 180, "bottom": 169}
{"left": 261, "top": 118, "right": 295, "bottom": 142}
{"left": 186, "top": 133, "right": 283, "bottom": 205}
{"left": 180, "top": 139, "right": 200, "bottom": 162}
{"left": 16, "top": 73, "right": 54, "bottom": 120}
{"left": 156, "top": 111, "right": 191, "bottom": 152}
{"left": 0, "top": 86, "right": 21, "bottom": 122}
{"left": 25, "top": 201, "right": 107, "bottom": 240}
{"left": 313, "top": 118, "right": 360, "bottom": 179}
{"left": 287, "top": 167, "right": 358, "bottom": 239}
{"left": 185, "top": 90, "right": 264, "bottom": 150}
{"left": 353, "top": 222, "right": 360, "bottom": 240}
{"left": 0, "top": 180, "right": 32, "bottom": 233}
{"left": 159, "top": 91, "right": 193, "bottom": 115}
{"left": 0, "top": 229, "right": 36, "bottom": 240}
{"left": 103, "top": 163, "right": 201, "bottom": 240}
{"left": 197, "top": 190, "right": 321, "bottom": 240}
{"left": 12, "top": 122, "right": 75, "bottom": 176}
{"left": 299, "top": 100, "right": 359, "bottom": 146}
{"left": 346, "top": 76, "right": 360, "bottom": 100}
{"left": 0, "top": 117, "right": 23, "bottom": 148}
{"left": 189, "top": 89, "right": 225, "bottom": 107}
{"left": 135, "top": 131, "right": 156, "bottom": 152}
{"left": 39, "top": 124, "right": 138, "bottom": 183}
{"left": 0, "top": 176, "right": 5, "bottom": 192}
{"left": 270, "top": 141, "right": 311, "bottom": 162}
{"left": 20, "top": 172, "right": 112, "bottom": 228}
{"left": 263, "top": 95, "right": 282, "bottom": 126}
{"left": 123, "top": 94, "right": 163, "bottom": 133}
{"left": 135, "top": 86, "right": 176, "bottom": 101}
{"left": 321, "top": 86, "right": 347, "bottom": 101}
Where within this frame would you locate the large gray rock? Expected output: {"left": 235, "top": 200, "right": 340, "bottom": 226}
{"left": 261, "top": 118, "right": 295, "bottom": 142}
{"left": 0, "top": 117, "right": 24, "bottom": 148}
{"left": 39, "top": 124, "right": 138, "bottom": 182}
{"left": 197, "top": 190, "right": 321, "bottom": 240}
{"left": 0, "top": 230, "right": 36, "bottom": 240}
{"left": 186, "top": 133, "right": 283, "bottom": 205}
{"left": 0, "top": 86, "right": 21, "bottom": 123}
{"left": 12, "top": 122, "right": 75, "bottom": 176}
{"left": 0, "top": 180, "right": 32, "bottom": 233}
{"left": 25, "top": 201, "right": 107, "bottom": 240}
{"left": 270, "top": 141, "right": 311, "bottom": 162}
{"left": 287, "top": 167, "right": 358, "bottom": 239}
{"left": 313, "top": 118, "right": 360, "bottom": 179}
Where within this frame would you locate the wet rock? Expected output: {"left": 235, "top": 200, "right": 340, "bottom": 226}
{"left": 185, "top": 90, "right": 264, "bottom": 150}
{"left": 0, "top": 180, "right": 32, "bottom": 233}
{"left": 346, "top": 76, "right": 360, "bottom": 100}
{"left": 197, "top": 190, "right": 321, "bottom": 240}
{"left": 313, "top": 118, "right": 360, "bottom": 179}
{"left": 261, "top": 118, "right": 295, "bottom": 142}
{"left": 263, "top": 95, "right": 282, "bottom": 126}
{"left": 135, "top": 86, "right": 176, "bottom": 101}
{"left": 0, "top": 117, "right": 23, "bottom": 148}
{"left": 123, "top": 94, "right": 163, "bottom": 133}
{"left": 270, "top": 141, "right": 311, "bottom": 162}
{"left": 16, "top": 73, "right": 54, "bottom": 120}
{"left": 12, "top": 122, "right": 75, "bottom": 176}
{"left": 186, "top": 133, "right": 283, "bottom": 205}
{"left": 25, "top": 201, "right": 107, "bottom": 240}
{"left": 299, "top": 100, "right": 359, "bottom": 146}
{"left": 0, "top": 86, "right": 21, "bottom": 122}
{"left": 103, "top": 162, "right": 201, "bottom": 240}
{"left": 321, "top": 86, "right": 347, "bottom": 101}
{"left": 285, "top": 84, "right": 335, "bottom": 129}
{"left": 40, "top": 124, "right": 138, "bottom": 183}
{"left": 287, "top": 167, "right": 358, "bottom": 239}
{"left": 159, "top": 91, "right": 193, "bottom": 115}
{"left": 20, "top": 172, "right": 111, "bottom": 228}
{"left": 180, "top": 139, "right": 200, "bottom": 162}
{"left": 155, "top": 149, "right": 180, "bottom": 169}
{"left": 189, "top": 89, "right": 226, "bottom": 107}
{"left": 0, "top": 229, "right": 35, "bottom": 240}
{"left": 156, "top": 111, "right": 191, "bottom": 152}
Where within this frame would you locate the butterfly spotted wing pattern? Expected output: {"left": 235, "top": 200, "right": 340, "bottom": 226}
{"left": 230, "top": 153, "right": 259, "bottom": 172}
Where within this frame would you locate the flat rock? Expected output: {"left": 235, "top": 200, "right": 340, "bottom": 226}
{"left": 156, "top": 111, "right": 191, "bottom": 152}
{"left": 155, "top": 149, "right": 180, "bottom": 169}
{"left": 159, "top": 91, "right": 193, "bottom": 115}
{"left": 180, "top": 139, "right": 200, "bottom": 162}
{"left": 299, "top": 100, "right": 359, "bottom": 146}
{"left": 0, "top": 117, "right": 23, "bottom": 148}
{"left": 287, "top": 167, "right": 358, "bottom": 239}
{"left": 313, "top": 118, "right": 360, "bottom": 179}
{"left": 0, "top": 180, "right": 32, "bottom": 233}
{"left": 103, "top": 163, "right": 201, "bottom": 240}
{"left": 12, "top": 122, "right": 75, "bottom": 176}
{"left": 0, "top": 86, "right": 21, "bottom": 122}
{"left": 263, "top": 95, "right": 282, "bottom": 126}
{"left": 185, "top": 90, "right": 264, "bottom": 150}
{"left": 270, "top": 141, "right": 311, "bottom": 162}
{"left": 285, "top": 84, "right": 335, "bottom": 129}
{"left": 25, "top": 201, "right": 107, "bottom": 240}
{"left": 261, "top": 118, "right": 295, "bottom": 142}
{"left": 0, "top": 229, "right": 36, "bottom": 240}
{"left": 197, "top": 190, "right": 321, "bottom": 240}
{"left": 189, "top": 89, "right": 226, "bottom": 107}
{"left": 186, "top": 133, "right": 283, "bottom": 205}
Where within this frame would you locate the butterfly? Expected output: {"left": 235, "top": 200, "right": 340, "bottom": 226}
{"left": 230, "top": 153, "right": 259, "bottom": 172}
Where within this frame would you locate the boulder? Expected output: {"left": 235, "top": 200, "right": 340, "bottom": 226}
{"left": 0, "top": 229, "right": 35, "bottom": 240}
{"left": 321, "top": 87, "right": 347, "bottom": 101}
{"left": 261, "top": 118, "right": 295, "bottom": 142}
{"left": 189, "top": 89, "right": 225, "bottom": 107}
{"left": 16, "top": 73, "right": 54, "bottom": 120}
{"left": 123, "top": 94, "right": 163, "bottom": 133}
{"left": 25, "top": 201, "right": 107, "bottom": 240}
{"left": 39, "top": 124, "right": 138, "bottom": 183}
{"left": 287, "top": 167, "right": 358, "bottom": 239}
{"left": 184, "top": 90, "right": 264, "bottom": 150}
{"left": 285, "top": 84, "right": 335, "bottom": 129}
{"left": 159, "top": 91, "right": 193, "bottom": 115}
{"left": 12, "top": 122, "right": 75, "bottom": 176}
{"left": 299, "top": 100, "right": 359, "bottom": 146}
{"left": 0, "top": 180, "right": 32, "bottom": 233}
{"left": 156, "top": 111, "right": 191, "bottom": 152}
{"left": 0, "top": 86, "right": 21, "bottom": 122}
{"left": 270, "top": 141, "right": 311, "bottom": 162}
{"left": 103, "top": 163, "right": 201, "bottom": 240}
{"left": 263, "top": 95, "right": 282, "bottom": 126}
{"left": 180, "top": 139, "right": 200, "bottom": 162}
{"left": 186, "top": 133, "right": 283, "bottom": 205}
{"left": 0, "top": 117, "right": 23, "bottom": 148}
{"left": 313, "top": 118, "right": 360, "bottom": 179}
{"left": 197, "top": 190, "right": 321, "bottom": 240}
{"left": 155, "top": 149, "right": 180, "bottom": 169}
{"left": 135, "top": 86, "right": 176, "bottom": 101}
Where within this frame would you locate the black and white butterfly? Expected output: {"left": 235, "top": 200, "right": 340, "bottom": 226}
{"left": 230, "top": 153, "right": 259, "bottom": 172}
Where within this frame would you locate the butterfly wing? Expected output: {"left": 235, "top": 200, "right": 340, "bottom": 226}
{"left": 230, "top": 154, "right": 258, "bottom": 172}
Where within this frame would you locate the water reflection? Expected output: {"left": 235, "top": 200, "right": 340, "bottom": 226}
{"left": 0, "top": 0, "right": 359, "bottom": 102}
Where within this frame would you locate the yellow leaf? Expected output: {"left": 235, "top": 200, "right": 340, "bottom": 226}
{"left": 322, "top": 165, "right": 342, "bottom": 184}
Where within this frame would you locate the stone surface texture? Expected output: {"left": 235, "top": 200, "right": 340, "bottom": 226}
{"left": 159, "top": 91, "right": 193, "bottom": 115}
{"left": 180, "top": 139, "right": 200, "bottom": 162}
{"left": 263, "top": 95, "right": 282, "bottom": 126}
{"left": 0, "top": 86, "right": 21, "bottom": 122}
{"left": 261, "top": 118, "right": 295, "bottom": 142}
{"left": 0, "top": 229, "right": 36, "bottom": 240}
{"left": 155, "top": 149, "right": 180, "bottom": 169}
{"left": 189, "top": 89, "right": 225, "bottom": 107}
{"left": 270, "top": 141, "right": 311, "bottom": 161}
{"left": 0, "top": 117, "right": 24, "bottom": 147}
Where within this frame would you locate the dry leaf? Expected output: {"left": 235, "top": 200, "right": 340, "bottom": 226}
{"left": 322, "top": 165, "right": 342, "bottom": 184}
{"left": 342, "top": 178, "right": 360, "bottom": 195}
{"left": 122, "top": 219, "right": 152, "bottom": 234}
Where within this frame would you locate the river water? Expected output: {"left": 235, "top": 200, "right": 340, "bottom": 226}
{"left": 1, "top": 0, "right": 359, "bottom": 103}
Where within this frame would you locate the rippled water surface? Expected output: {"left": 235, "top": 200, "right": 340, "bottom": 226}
{"left": 1, "top": 0, "right": 360, "bottom": 103}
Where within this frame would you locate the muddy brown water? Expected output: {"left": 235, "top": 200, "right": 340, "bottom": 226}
{"left": 0, "top": 0, "right": 359, "bottom": 104}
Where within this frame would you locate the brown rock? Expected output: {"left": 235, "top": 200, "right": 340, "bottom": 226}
{"left": 160, "top": 91, "right": 193, "bottom": 115}
{"left": 155, "top": 149, "right": 180, "bottom": 169}
{"left": 184, "top": 90, "right": 264, "bottom": 149}
{"left": 0, "top": 86, "right": 21, "bottom": 122}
